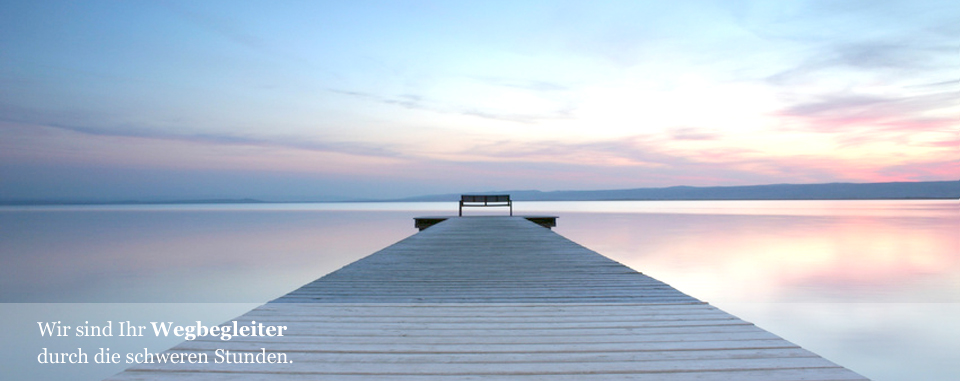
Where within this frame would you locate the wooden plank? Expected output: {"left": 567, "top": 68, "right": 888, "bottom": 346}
{"left": 105, "top": 216, "right": 868, "bottom": 381}
{"left": 107, "top": 369, "right": 869, "bottom": 381}
{"left": 274, "top": 217, "right": 698, "bottom": 304}
{"left": 124, "top": 356, "right": 845, "bottom": 374}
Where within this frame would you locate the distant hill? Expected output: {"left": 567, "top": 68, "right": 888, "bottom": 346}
{"left": 0, "top": 198, "right": 269, "bottom": 206}
{"left": 394, "top": 181, "right": 960, "bottom": 202}
{"left": 3, "top": 181, "right": 957, "bottom": 205}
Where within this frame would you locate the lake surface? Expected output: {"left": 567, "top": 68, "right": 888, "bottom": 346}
{"left": 1, "top": 200, "right": 957, "bottom": 380}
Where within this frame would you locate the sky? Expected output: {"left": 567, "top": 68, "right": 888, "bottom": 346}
{"left": 1, "top": 0, "right": 957, "bottom": 201}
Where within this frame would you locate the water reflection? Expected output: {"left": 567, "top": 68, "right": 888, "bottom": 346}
{"left": 554, "top": 208, "right": 959, "bottom": 303}
{"left": 719, "top": 302, "right": 960, "bottom": 381}
{"left": 520, "top": 199, "right": 958, "bottom": 217}
{"left": 0, "top": 210, "right": 420, "bottom": 302}
{"left": 1, "top": 200, "right": 957, "bottom": 381}
{"left": 548, "top": 201, "right": 958, "bottom": 381}
{"left": 1, "top": 303, "right": 258, "bottom": 381}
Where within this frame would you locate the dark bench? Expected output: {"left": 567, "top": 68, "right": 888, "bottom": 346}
{"left": 460, "top": 194, "right": 512, "bottom": 216}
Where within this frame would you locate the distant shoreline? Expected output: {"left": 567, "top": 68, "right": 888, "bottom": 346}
{"left": 3, "top": 180, "right": 957, "bottom": 206}
{"left": 2, "top": 197, "right": 959, "bottom": 207}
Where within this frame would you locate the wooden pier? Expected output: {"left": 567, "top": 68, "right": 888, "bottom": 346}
{"left": 106, "top": 216, "right": 867, "bottom": 380}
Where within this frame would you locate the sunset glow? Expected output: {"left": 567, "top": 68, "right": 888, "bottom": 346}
{"left": 1, "top": 1, "right": 957, "bottom": 201}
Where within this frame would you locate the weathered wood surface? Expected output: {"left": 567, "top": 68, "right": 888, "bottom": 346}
{"left": 415, "top": 216, "right": 556, "bottom": 230}
{"left": 106, "top": 216, "right": 867, "bottom": 380}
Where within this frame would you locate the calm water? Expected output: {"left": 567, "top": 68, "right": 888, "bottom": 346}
{"left": 1, "top": 200, "right": 957, "bottom": 380}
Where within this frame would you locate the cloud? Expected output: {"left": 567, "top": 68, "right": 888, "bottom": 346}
{"left": 445, "top": 131, "right": 958, "bottom": 187}
{"left": 454, "top": 136, "right": 671, "bottom": 166}
{"left": 668, "top": 127, "right": 721, "bottom": 141}
{"left": 327, "top": 89, "right": 446, "bottom": 117}
{"left": 908, "top": 79, "right": 960, "bottom": 89}
{"left": 758, "top": 1, "right": 958, "bottom": 87}
{"left": 446, "top": 135, "right": 809, "bottom": 187}
{"left": 780, "top": 90, "right": 958, "bottom": 133}
{"left": 877, "top": 159, "right": 960, "bottom": 181}
{"left": 827, "top": 40, "right": 948, "bottom": 71}
{"left": 458, "top": 109, "right": 569, "bottom": 124}
{"left": 765, "top": 39, "right": 951, "bottom": 87}
{"left": 1, "top": 117, "right": 405, "bottom": 161}
{"left": 474, "top": 77, "right": 570, "bottom": 93}
{"left": 327, "top": 88, "right": 574, "bottom": 124}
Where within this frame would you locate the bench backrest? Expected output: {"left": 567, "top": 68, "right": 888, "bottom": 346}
{"left": 461, "top": 195, "right": 510, "bottom": 203}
